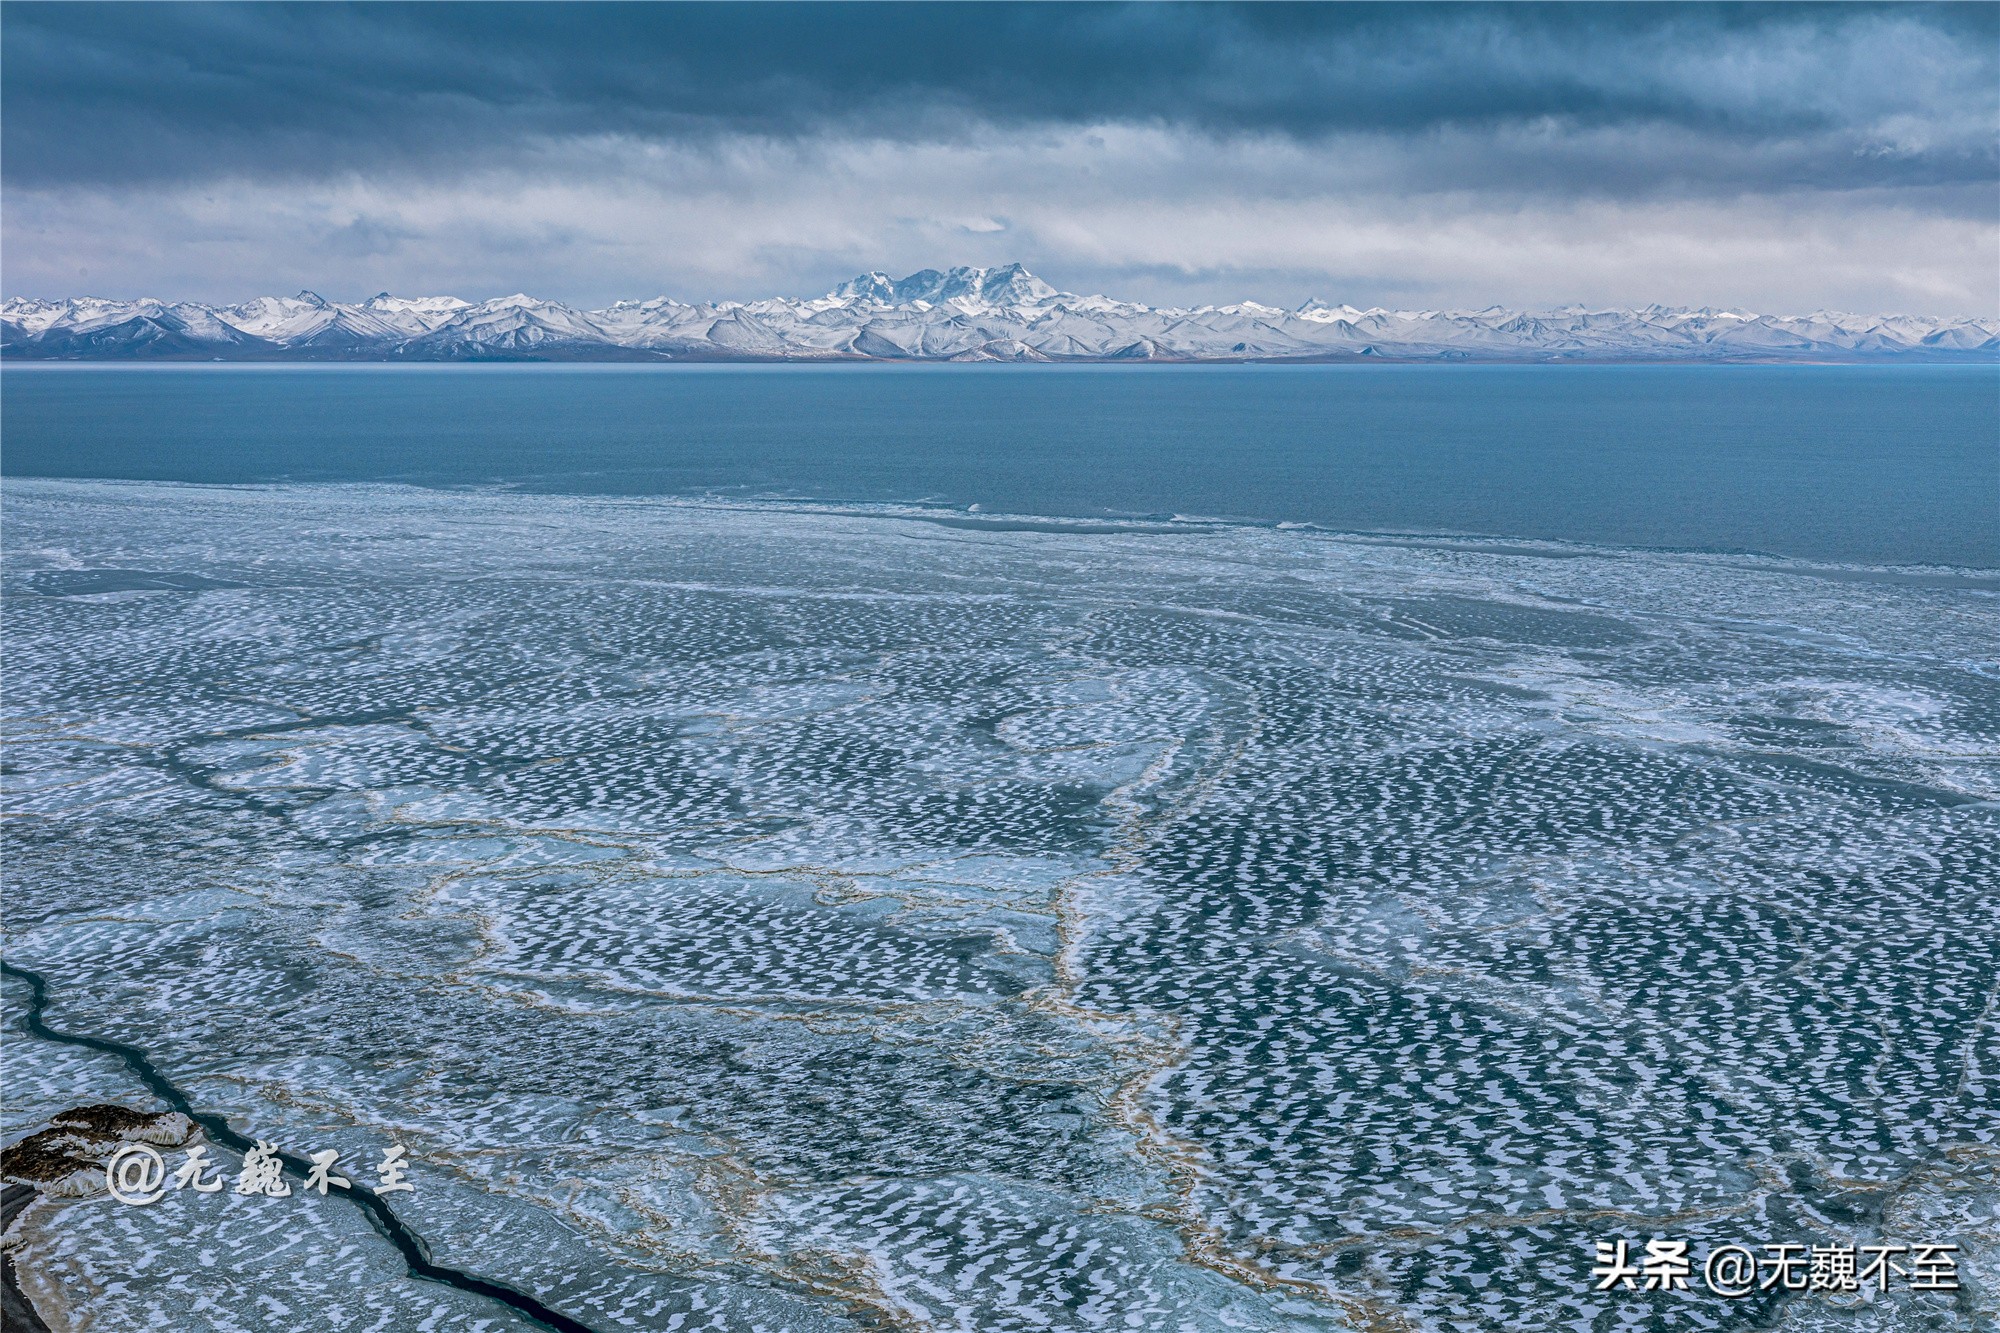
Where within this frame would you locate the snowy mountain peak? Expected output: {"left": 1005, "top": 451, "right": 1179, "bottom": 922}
{"left": 965, "top": 263, "right": 1059, "bottom": 306}
{"left": 1295, "top": 299, "right": 1369, "bottom": 323}
{"left": 5, "top": 275, "right": 1993, "bottom": 362}
{"left": 901, "top": 264, "right": 1058, "bottom": 308}
{"left": 831, "top": 271, "right": 899, "bottom": 304}
{"left": 831, "top": 264, "right": 1060, "bottom": 309}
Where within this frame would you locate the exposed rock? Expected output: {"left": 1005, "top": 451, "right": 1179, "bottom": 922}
{"left": 0, "top": 1105, "right": 196, "bottom": 1196}
{"left": 49, "top": 1104, "right": 194, "bottom": 1146}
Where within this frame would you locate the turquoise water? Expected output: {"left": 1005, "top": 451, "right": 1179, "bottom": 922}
{"left": 4, "top": 363, "right": 1995, "bottom": 566}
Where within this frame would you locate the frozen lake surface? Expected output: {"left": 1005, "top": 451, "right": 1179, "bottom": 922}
{"left": 2, "top": 479, "right": 1995, "bottom": 1331}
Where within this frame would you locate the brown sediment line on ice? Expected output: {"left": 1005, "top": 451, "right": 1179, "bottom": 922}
{"left": 1026, "top": 664, "right": 1420, "bottom": 1328}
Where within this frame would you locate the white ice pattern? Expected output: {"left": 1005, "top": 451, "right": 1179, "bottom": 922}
{"left": 2, "top": 480, "right": 1994, "bottom": 1332}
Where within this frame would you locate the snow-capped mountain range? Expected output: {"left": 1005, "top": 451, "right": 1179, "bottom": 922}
{"left": 5, "top": 265, "right": 1994, "bottom": 362}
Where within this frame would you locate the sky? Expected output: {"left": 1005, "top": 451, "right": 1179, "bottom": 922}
{"left": 3, "top": 2, "right": 1995, "bottom": 314}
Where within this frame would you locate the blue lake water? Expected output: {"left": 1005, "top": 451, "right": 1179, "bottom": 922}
{"left": 4, "top": 363, "right": 1995, "bottom": 566}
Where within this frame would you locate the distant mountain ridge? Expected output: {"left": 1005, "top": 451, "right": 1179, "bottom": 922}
{"left": 5, "top": 264, "right": 1994, "bottom": 362}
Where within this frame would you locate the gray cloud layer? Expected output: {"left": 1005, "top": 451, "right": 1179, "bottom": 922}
{"left": 4, "top": 3, "right": 1995, "bottom": 312}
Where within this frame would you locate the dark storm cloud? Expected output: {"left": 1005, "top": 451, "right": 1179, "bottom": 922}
{"left": 5, "top": 1, "right": 1994, "bottom": 196}
{"left": 5, "top": 2, "right": 1993, "bottom": 313}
